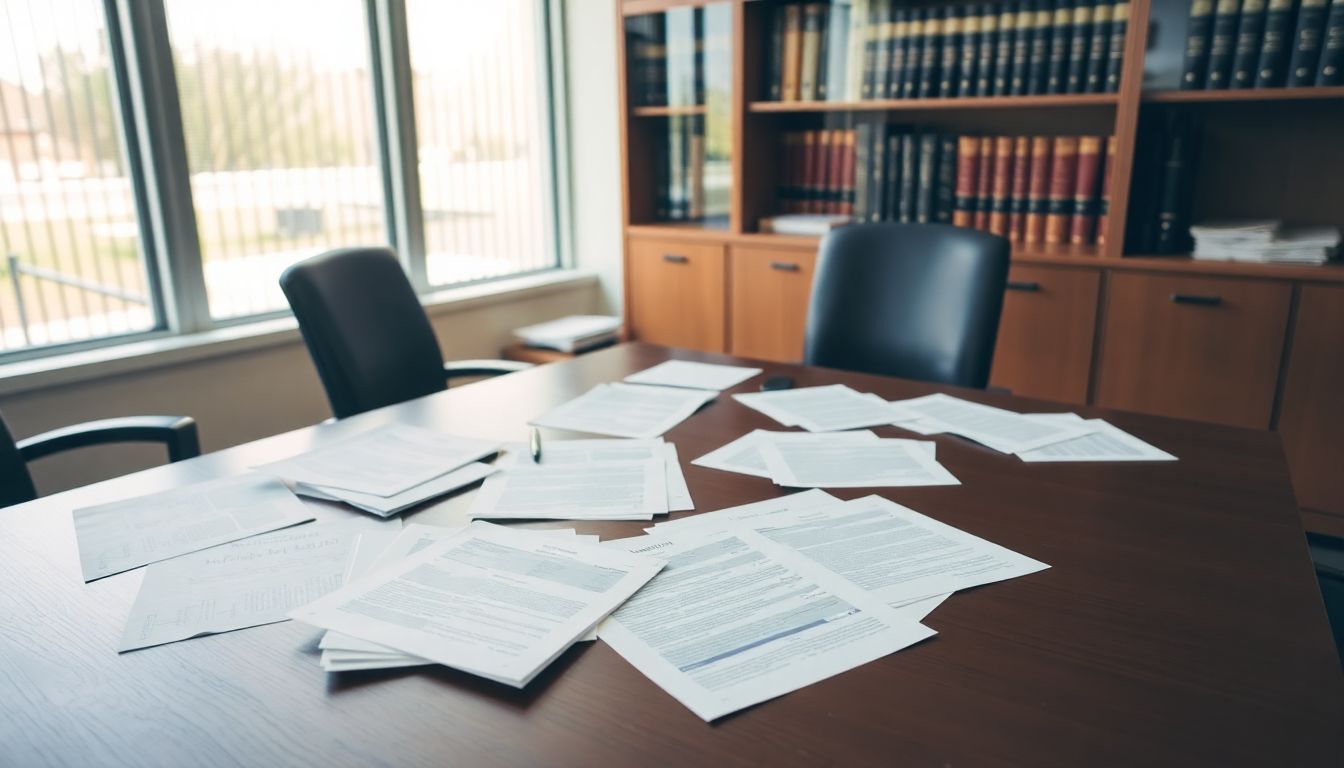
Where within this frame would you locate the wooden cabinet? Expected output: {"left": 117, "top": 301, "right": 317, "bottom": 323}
{"left": 728, "top": 246, "right": 816, "bottom": 363}
{"left": 1276, "top": 284, "right": 1344, "bottom": 517}
{"left": 1094, "top": 272, "right": 1292, "bottom": 429}
{"left": 626, "top": 236, "right": 727, "bottom": 352}
{"left": 989, "top": 266, "right": 1100, "bottom": 404}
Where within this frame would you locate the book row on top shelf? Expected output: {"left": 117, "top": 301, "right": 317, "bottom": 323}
{"left": 1176, "top": 0, "right": 1344, "bottom": 91}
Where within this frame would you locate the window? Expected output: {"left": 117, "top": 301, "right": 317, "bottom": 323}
{"left": 0, "top": 0, "right": 564, "bottom": 358}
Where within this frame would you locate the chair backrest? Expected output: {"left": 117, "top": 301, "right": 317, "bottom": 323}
{"left": 0, "top": 411, "right": 37, "bottom": 508}
{"left": 804, "top": 223, "right": 1011, "bottom": 388}
{"left": 280, "top": 247, "right": 447, "bottom": 419}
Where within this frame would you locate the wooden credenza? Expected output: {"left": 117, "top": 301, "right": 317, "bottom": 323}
{"left": 625, "top": 231, "right": 1344, "bottom": 531}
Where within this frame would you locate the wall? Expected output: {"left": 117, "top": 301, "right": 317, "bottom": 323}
{"left": 1, "top": 278, "right": 600, "bottom": 495}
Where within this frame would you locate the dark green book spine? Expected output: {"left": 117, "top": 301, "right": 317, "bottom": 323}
{"left": 977, "top": 4, "right": 1000, "bottom": 95}
{"left": 994, "top": 2, "right": 1020, "bottom": 94}
{"left": 906, "top": 8, "right": 927, "bottom": 98}
{"left": 940, "top": 5, "right": 965, "bottom": 97}
{"left": 1085, "top": 0, "right": 1114, "bottom": 92}
{"left": 884, "top": 132, "right": 903, "bottom": 220}
{"left": 1206, "top": 0, "right": 1244, "bottom": 88}
{"left": 854, "top": 121, "right": 871, "bottom": 221}
{"left": 869, "top": 122, "right": 887, "bottom": 222}
{"left": 1231, "top": 0, "right": 1269, "bottom": 87}
{"left": 886, "top": 7, "right": 910, "bottom": 99}
{"left": 1047, "top": 0, "right": 1073, "bottom": 92}
{"left": 1010, "top": 3, "right": 1034, "bottom": 94}
{"left": 1255, "top": 0, "right": 1297, "bottom": 86}
{"left": 919, "top": 9, "right": 944, "bottom": 97}
{"left": 1067, "top": 0, "right": 1095, "bottom": 92}
{"left": 959, "top": 6, "right": 982, "bottom": 94}
{"left": 768, "top": 8, "right": 785, "bottom": 100}
{"left": 815, "top": 6, "right": 831, "bottom": 100}
{"left": 1105, "top": 1, "right": 1130, "bottom": 91}
{"left": 1289, "top": 0, "right": 1331, "bottom": 84}
{"left": 916, "top": 133, "right": 939, "bottom": 223}
{"left": 898, "top": 133, "right": 917, "bottom": 222}
{"left": 1319, "top": 0, "right": 1344, "bottom": 84}
{"left": 863, "top": 2, "right": 883, "bottom": 99}
{"left": 1028, "top": 0, "right": 1054, "bottom": 94}
{"left": 1155, "top": 115, "right": 1196, "bottom": 254}
{"left": 1181, "top": 0, "right": 1216, "bottom": 88}
{"left": 936, "top": 134, "right": 958, "bottom": 223}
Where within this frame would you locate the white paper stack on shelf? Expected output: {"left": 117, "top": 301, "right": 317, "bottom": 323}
{"left": 290, "top": 522, "right": 663, "bottom": 687}
{"left": 255, "top": 424, "right": 502, "bottom": 517}
{"left": 316, "top": 524, "right": 600, "bottom": 672}
{"left": 693, "top": 429, "right": 957, "bottom": 488}
{"left": 1190, "top": 221, "right": 1340, "bottom": 265}
{"left": 734, "top": 384, "right": 917, "bottom": 432}
{"left": 512, "top": 315, "right": 622, "bottom": 352}
{"left": 758, "top": 213, "right": 852, "bottom": 236}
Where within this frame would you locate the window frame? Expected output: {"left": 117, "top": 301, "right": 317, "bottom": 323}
{"left": 0, "top": 0, "right": 570, "bottom": 364}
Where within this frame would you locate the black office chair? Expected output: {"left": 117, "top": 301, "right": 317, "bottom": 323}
{"left": 0, "top": 410, "right": 199, "bottom": 509}
{"left": 280, "top": 247, "right": 531, "bottom": 419}
{"left": 804, "top": 223, "right": 1011, "bottom": 388}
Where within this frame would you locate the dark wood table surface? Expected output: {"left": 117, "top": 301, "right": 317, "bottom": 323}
{"left": 2, "top": 343, "right": 1340, "bottom": 767}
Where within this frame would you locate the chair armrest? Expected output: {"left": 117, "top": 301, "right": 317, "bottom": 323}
{"left": 442, "top": 359, "right": 533, "bottom": 380}
{"left": 16, "top": 416, "right": 201, "bottom": 464}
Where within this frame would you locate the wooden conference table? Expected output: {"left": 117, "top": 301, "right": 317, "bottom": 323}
{"left": 1, "top": 343, "right": 1340, "bottom": 766}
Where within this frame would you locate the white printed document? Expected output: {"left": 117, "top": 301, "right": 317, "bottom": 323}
{"left": 890, "top": 393, "right": 1099, "bottom": 453}
{"left": 467, "top": 458, "right": 667, "bottom": 520}
{"left": 118, "top": 517, "right": 399, "bottom": 652}
{"left": 500, "top": 438, "right": 693, "bottom": 511}
{"left": 255, "top": 424, "right": 501, "bottom": 497}
{"left": 758, "top": 436, "right": 958, "bottom": 488}
{"left": 530, "top": 383, "right": 715, "bottom": 439}
{"left": 734, "top": 384, "right": 916, "bottom": 432}
{"left": 295, "top": 462, "right": 499, "bottom": 516}
{"left": 623, "top": 360, "right": 762, "bottom": 391}
{"left": 289, "top": 524, "right": 664, "bottom": 687}
{"left": 692, "top": 430, "right": 879, "bottom": 479}
{"left": 649, "top": 488, "right": 843, "bottom": 535}
{"left": 597, "top": 529, "right": 935, "bottom": 721}
{"left": 74, "top": 474, "right": 316, "bottom": 582}
{"left": 1017, "top": 414, "right": 1177, "bottom": 462}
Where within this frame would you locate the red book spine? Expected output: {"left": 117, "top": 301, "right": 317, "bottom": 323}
{"left": 952, "top": 135, "right": 981, "bottom": 228}
{"left": 816, "top": 129, "right": 833, "bottom": 215}
{"left": 801, "top": 130, "right": 818, "bottom": 214}
{"left": 826, "top": 129, "right": 844, "bottom": 215}
{"left": 780, "top": 133, "right": 797, "bottom": 213}
{"left": 1096, "top": 136, "right": 1115, "bottom": 247}
{"left": 1024, "top": 135, "right": 1052, "bottom": 245}
{"left": 1044, "top": 136, "right": 1079, "bottom": 245}
{"left": 988, "top": 136, "right": 1014, "bottom": 237}
{"left": 1006, "top": 136, "right": 1031, "bottom": 243}
{"left": 973, "top": 136, "right": 995, "bottom": 230}
{"left": 1069, "top": 135, "right": 1104, "bottom": 245}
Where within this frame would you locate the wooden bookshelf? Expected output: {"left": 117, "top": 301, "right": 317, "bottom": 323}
{"left": 616, "top": 0, "right": 1344, "bottom": 529}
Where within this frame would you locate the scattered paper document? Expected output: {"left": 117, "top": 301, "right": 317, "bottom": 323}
{"left": 597, "top": 529, "right": 936, "bottom": 721}
{"left": 74, "top": 473, "right": 316, "bottom": 582}
{"left": 1016, "top": 414, "right": 1177, "bottom": 462}
{"left": 290, "top": 523, "right": 664, "bottom": 688}
{"left": 530, "top": 383, "right": 715, "bottom": 439}
{"left": 467, "top": 458, "right": 667, "bottom": 521}
{"left": 499, "top": 438, "right": 693, "bottom": 512}
{"left": 692, "top": 430, "right": 879, "bottom": 479}
{"left": 295, "top": 462, "right": 498, "bottom": 516}
{"left": 759, "top": 436, "right": 957, "bottom": 488}
{"left": 649, "top": 488, "right": 843, "bottom": 536}
{"left": 118, "top": 517, "right": 399, "bottom": 652}
{"left": 255, "top": 424, "right": 501, "bottom": 497}
{"left": 623, "top": 360, "right": 762, "bottom": 391}
{"left": 891, "top": 393, "right": 1099, "bottom": 453}
{"left": 735, "top": 384, "right": 915, "bottom": 432}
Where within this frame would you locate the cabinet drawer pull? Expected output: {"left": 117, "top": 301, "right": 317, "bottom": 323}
{"left": 1170, "top": 293, "right": 1222, "bottom": 306}
{"left": 662, "top": 254, "right": 689, "bottom": 264}
{"left": 1006, "top": 281, "right": 1041, "bottom": 292}
{"left": 770, "top": 261, "right": 801, "bottom": 272}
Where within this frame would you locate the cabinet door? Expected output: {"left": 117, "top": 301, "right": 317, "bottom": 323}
{"left": 627, "top": 237, "right": 726, "bottom": 352}
{"left": 729, "top": 246, "right": 817, "bottom": 363}
{"left": 1277, "top": 284, "right": 1344, "bottom": 516}
{"left": 989, "top": 266, "right": 1100, "bottom": 404}
{"left": 1094, "top": 272, "right": 1291, "bottom": 429}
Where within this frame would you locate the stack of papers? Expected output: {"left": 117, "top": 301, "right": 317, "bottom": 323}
{"left": 597, "top": 490, "right": 1049, "bottom": 720}
{"left": 734, "top": 384, "right": 916, "bottom": 432}
{"left": 512, "top": 315, "right": 622, "bottom": 352}
{"left": 1191, "top": 221, "right": 1340, "bottom": 265}
{"left": 529, "top": 382, "right": 715, "bottom": 438}
{"left": 257, "top": 424, "right": 502, "bottom": 516}
{"left": 694, "top": 429, "right": 958, "bottom": 488}
{"left": 290, "top": 523, "right": 663, "bottom": 687}
{"left": 495, "top": 438, "right": 693, "bottom": 511}
{"left": 624, "top": 359, "right": 762, "bottom": 391}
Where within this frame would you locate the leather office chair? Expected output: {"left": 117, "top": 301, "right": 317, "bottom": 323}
{"left": 804, "top": 223, "right": 1011, "bottom": 389}
{"left": 0, "top": 410, "right": 200, "bottom": 509}
{"left": 280, "top": 247, "right": 531, "bottom": 419}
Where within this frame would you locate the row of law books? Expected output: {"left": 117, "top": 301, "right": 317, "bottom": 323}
{"left": 626, "top": 7, "right": 731, "bottom": 107}
{"left": 1180, "top": 0, "right": 1344, "bottom": 89}
{"left": 766, "top": 0, "right": 1129, "bottom": 104}
{"left": 772, "top": 127, "right": 1114, "bottom": 247}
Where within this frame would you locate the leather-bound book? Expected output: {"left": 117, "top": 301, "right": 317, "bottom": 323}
{"left": 1254, "top": 0, "right": 1297, "bottom": 87}
{"left": 1067, "top": 0, "right": 1095, "bottom": 92}
{"left": 1181, "top": 0, "right": 1216, "bottom": 88}
{"left": 1044, "top": 136, "right": 1079, "bottom": 244}
{"left": 1205, "top": 0, "right": 1244, "bottom": 89}
{"left": 1007, "top": 135, "right": 1032, "bottom": 241}
{"left": 953, "top": 135, "right": 982, "bottom": 227}
{"left": 1230, "top": 0, "right": 1268, "bottom": 88}
{"left": 975, "top": 135, "right": 997, "bottom": 229}
{"left": 988, "top": 136, "right": 1015, "bottom": 235}
{"left": 1024, "top": 135, "right": 1054, "bottom": 244}
{"left": 1069, "top": 135, "right": 1104, "bottom": 245}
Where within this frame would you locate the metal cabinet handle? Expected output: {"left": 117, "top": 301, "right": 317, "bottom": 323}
{"left": 1170, "top": 293, "right": 1222, "bottom": 306}
{"left": 662, "top": 254, "right": 689, "bottom": 264}
{"left": 770, "top": 261, "right": 801, "bottom": 272}
{"left": 1006, "top": 281, "right": 1041, "bottom": 292}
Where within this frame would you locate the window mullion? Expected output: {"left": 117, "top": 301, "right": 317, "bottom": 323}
{"left": 371, "top": 0, "right": 427, "bottom": 292}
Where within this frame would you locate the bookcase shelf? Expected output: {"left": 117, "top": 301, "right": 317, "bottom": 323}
{"left": 748, "top": 94, "right": 1121, "bottom": 113}
{"left": 1142, "top": 87, "right": 1344, "bottom": 104}
{"left": 631, "top": 104, "right": 708, "bottom": 117}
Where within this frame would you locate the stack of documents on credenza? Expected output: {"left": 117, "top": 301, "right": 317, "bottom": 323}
{"left": 693, "top": 429, "right": 959, "bottom": 488}
{"left": 1190, "top": 220, "right": 1340, "bottom": 265}
{"left": 256, "top": 423, "right": 502, "bottom": 516}
{"left": 512, "top": 315, "right": 622, "bottom": 353}
{"left": 290, "top": 523, "right": 662, "bottom": 686}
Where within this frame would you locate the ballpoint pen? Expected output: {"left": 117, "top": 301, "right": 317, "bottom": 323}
{"left": 529, "top": 427, "right": 542, "bottom": 464}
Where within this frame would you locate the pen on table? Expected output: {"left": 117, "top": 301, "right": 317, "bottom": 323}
{"left": 529, "top": 427, "right": 542, "bottom": 464}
